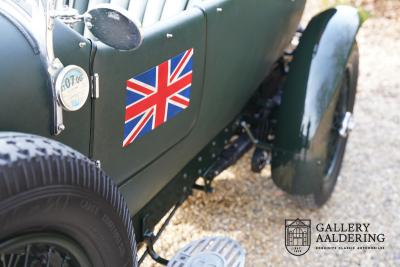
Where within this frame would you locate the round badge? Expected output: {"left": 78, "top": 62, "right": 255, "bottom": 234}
{"left": 55, "top": 65, "right": 90, "bottom": 111}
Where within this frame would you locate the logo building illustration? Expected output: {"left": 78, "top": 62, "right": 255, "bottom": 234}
{"left": 285, "top": 219, "right": 311, "bottom": 256}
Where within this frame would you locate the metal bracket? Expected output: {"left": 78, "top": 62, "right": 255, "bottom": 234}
{"left": 53, "top": 94, "right": 65, "bottom": 135}
{"left": 47, "top": 58, "right": 65, "bottom": 135}
{"left": 139, "top": 202, "right": 182, "bottom": 266}
{"left": 241, "top": 121, "right": 259, "bottom": 145}
{"left": 193, "top": 177, "right": 213, "bottom": 193}
{"left": 93, "top": 159, "right": 101, "bottom": 168}
{"left": 50, "top": 4, "right": 88, "bottom": 28}
{"left": 91, "top": 73, "right": 100, "bottom": 99}
{"left": 283, "top": 27, "right": 304, "bottom": 73}
{"left": 143, "top": 232, "right": 169, "bottom": 266}
{"left": 339, "top": 111, "right": 354, "bottom": 138}
{"left": 241, "top": 121, "right": 273, "bottom": 151}
{"left": 39, "top": 0, "right": 66, "bottom": 135}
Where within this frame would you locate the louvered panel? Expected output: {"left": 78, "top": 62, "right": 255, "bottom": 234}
{"left": 110, "top": 0, "right": 131, "bottom": 9}
{"left": 141, "top": 0, "right": 166, "bottom": 27}
{"left": 160, "top": 0, "right": 188, "bottom": 21}
{"left": 127, "top": 0, "right": 148, "bottom": 24}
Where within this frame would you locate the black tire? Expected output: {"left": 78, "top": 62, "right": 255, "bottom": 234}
{"left": 0, "top": 133, "right": 137, "bottom": 267}
{"left": 295, "top": 43, "right": 359, "bottom": 209}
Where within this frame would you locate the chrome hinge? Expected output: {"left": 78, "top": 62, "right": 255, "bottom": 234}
{"left": 91, "top": 73, "right": 99, "bottom": 99}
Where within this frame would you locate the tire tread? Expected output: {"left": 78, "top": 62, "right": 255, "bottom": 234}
{"left": 0, "top": 132, "right": 137, "bottom": 266}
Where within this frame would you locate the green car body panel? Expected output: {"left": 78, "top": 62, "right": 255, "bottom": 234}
{"left": 0, "top": 0, "right": 360, "bottom": 228}
{"left": 0, "top": 16, "right": 92, "bottom": 155}
{"left": 271, "top": 6, "right": 362, "bottom": 195}
{"left": 118, "top": 0, "right": 306, "bottom": 214}
{"left": 91, "top": 7, "right": 207, "bottom": 186}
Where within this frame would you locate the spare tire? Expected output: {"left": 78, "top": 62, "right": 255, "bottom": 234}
{"left": 0, "top": 133, "right": 137, "bottom": 267}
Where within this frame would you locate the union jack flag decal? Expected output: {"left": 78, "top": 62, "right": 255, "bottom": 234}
{"left": 123, "top": 48, "right": 194, "bottom": 147}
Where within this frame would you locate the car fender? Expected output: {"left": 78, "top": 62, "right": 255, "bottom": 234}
{"left": 0, "top": 5, "right": 92, "bottom": 154}
{"left": 271, "top": 6, "right": 362, "bottom": 195}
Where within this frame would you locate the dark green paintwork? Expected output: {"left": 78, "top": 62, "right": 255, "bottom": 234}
{"left": 0, "top": 18, "right": 92, "bottom": 155}
{"left": 132, "top": 117, "right": 241, "bottom": 241}
{"left": 0, "top": 0, "right": 305, "bottom": 216}
{"left": 119, "top": 0, "right": 306, "bottom": 215}
{"left": 271, "top": 6, "right": 361, "bottom": 195}
{"left": 0, "top": 15, "right": 50, "bottom": 138}
{"left": 91, "top": 8, "right": 207, "bottom": 185}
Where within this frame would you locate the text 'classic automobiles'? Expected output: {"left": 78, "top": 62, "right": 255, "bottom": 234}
{"left": 0, "top": 0, "right": 361, "bottom": 266}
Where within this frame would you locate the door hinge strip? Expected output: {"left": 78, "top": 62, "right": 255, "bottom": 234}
{"left": 91, "top": 73, "right": 99, "bottom": 99}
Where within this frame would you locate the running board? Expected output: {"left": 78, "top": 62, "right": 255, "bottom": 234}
{"left": 168, "top": 236, "right": 245, "bottom": 267}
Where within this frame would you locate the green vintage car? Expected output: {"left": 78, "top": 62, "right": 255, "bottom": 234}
{"left": 0, "top": 0, "right": 361, "bottom": 266}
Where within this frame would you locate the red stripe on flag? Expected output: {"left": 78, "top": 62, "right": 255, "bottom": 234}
{"left": 125, "top": 73, "right": 192, "bottom": 123}
{"left": 170, "top": 95, "right": 190, "bottom": 107}
{"left": 166, "top": 73, "right": 192, "bottom": 96}
{"left": 123, "top": 108, "right": 153, "bottom": 147}
{"left": 125, "top": 96, "right": 155, "bottom": 122}
{"left": 170, "top": 49, "right": 193, "bottom": 82}
{"left": 127, "top": 80, "right": 154, "bottom": 95}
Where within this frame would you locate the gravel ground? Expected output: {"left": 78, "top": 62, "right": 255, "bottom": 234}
{"left": 141, "top": 1, "right": 400, "bottom": 266}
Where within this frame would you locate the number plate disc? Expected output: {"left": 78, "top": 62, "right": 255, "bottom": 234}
{"left": 55, "top": 65, "right": 90, "bottom": 111}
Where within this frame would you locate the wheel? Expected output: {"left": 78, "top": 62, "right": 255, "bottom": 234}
{"left": 295, "top": 43, "right": 359, "bottom": 208}
{"left": 0, "top": 133, "right": 137, "bottom": 267}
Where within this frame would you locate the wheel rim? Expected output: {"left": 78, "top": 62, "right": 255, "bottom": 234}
{"left": 322, "top": 73, "right": 351, "bottom": 194}
{"left": 0, "top": 233, "right": 91, "bottom": 267}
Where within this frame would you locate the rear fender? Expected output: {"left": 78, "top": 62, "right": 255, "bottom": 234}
{"left": 271, "top": 6, "right": 361, "bottom": 195}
